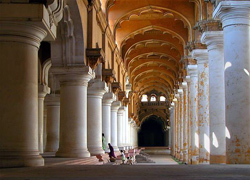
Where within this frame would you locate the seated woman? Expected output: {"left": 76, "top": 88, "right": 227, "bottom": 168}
{"left": 108, "top": 143, "right": 116, "bottom": 162}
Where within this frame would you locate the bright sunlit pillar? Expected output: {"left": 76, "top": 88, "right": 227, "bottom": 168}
{"left": 201, "top": 31, "right": 226, "bottom": 164}
{"left": 214, "top": 1, "right": 250, "bottom": 164}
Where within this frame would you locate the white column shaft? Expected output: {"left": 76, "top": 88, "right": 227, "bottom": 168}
{"left": 201, "top": 31, "right": 226, "bottom": 164}
{"left": 117, "top": 107, "right": 125, "bottom": 148}
{"left": 87, "top": 81, "right": 107, "bottom": 155}
{"left": 214, "top": 1, "right": 250, "bottom": 163}
{"left": 111, "top": 101, "right": 120, "bottom": 151}
{"left": 0, "top": 22, "right": 46, "bottom": 167}
{"left": 187, "top": 65, "right": 199, "bottom": 164}
{"left": 45, "top": 95, "right": 60, "bottom": 152}
{"left": 193, "top": 49, "right": 210, "bottom": 164}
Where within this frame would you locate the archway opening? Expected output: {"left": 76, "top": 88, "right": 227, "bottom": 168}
{"left": 138, "top": 115, "right": 167, "bottom": 147}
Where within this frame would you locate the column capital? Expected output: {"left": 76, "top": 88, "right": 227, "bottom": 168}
{"left": 45, "top": 94, "right": 60, "bottom": 106}
{"left": 213, "top": 1, "right": 250, "bottom": 27}
{"left": 118, "top": 106, "right": 125, "bottom": 115}
{"left": 187, "top": 65, "right": 198, "bottom": 77}
{"left": 103, "top": 92, "right": 116, "bottom": 105}
{"left": 201, "top": 31, "right": 224, "bottom": 51}
{"left": 38, "top": 84, "right": 50, "bottom": 98}
{"left": 111, "top": 101, "right": 121, "bottom": 111}
{"left": 0, "top": 3, "right": 63, "bottom": 42}
{"left": 88, "top": 80, "right": 108, "bottom": 97}
{"left": 192, "top": 49, "right": 208, "bottom": 64}
{"left": 182, "top": 81, "right": 188, "bottom": 89}
{"left": 178, "top": 89, "right": 183, "bottom": 95}
{"left": 51, "top": 66, "right": 94, "bottom": 86}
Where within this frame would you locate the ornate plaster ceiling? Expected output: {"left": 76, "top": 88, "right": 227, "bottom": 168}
{"left": 106, "top": 0, "right": 195, "bottom": 104}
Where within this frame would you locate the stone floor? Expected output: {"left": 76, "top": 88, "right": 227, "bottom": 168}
{"left": 1, "top": 153, "right": 250, "bottom": 180}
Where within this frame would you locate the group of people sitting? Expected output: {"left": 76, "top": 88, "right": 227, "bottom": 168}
{"left": 108, "top": 143, "right": 134, "bottom": 165}
{"left": 102, "top": 133, "right": 134, "bottom": 165}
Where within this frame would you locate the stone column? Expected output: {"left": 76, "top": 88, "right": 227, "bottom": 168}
{"left": 130, "top": 120, "right": 135, "bottom": 148}
{"left": 178, "top": 89, "right": 184, "bottom": 161}
{"left": 187, "top": 65, "right": 199, "bottom": 164}
{"left": 111, "top": 101, "right": 121, "bottom": 152}
{"left": 170, "top": 102, "right": 175, "bottom": 156}
{"left": 0, "top": 13, "right": 49, "bottom": 168}
{"left": 175, "top": 94, "right": 180, "bottom": 159}
{"left": 44, "top": 94, "right": 60, "bottom": 152}
{"left": 214, "top": 1, "right": 250, "bottom": 164}
{"left": 182, "top": 81, "right": 189, "bottom": 164}
{"left": 87, "top": 80, "right": 108, "bottom": 155}
{"left": 117, "top": 106, "right": 125, "bottom": 149}
{"left": 38, "top": 85, "right": 50, "bottom": 154}
{"left": 102, "top": 92, "right": 115, "bottom": 152}
{"left": 124, "top": 105, "right": 129, "bottom": 149}
{"left": 192, "top": 49, "right": 210, "bottom": 164}
{"left": 201, "top": 31, "right": 226, "bottom": 164}
{"left": 128, "top": 118, "right": 132, "bottom": 148}
{"left": 134, "top": 125, "right": 139, "bottom": 148}
{"left": 52, "top": 66, "right": 93, "bottom": 158}
{"left": 186, "top": 76, "right": 192, "bottom": 164}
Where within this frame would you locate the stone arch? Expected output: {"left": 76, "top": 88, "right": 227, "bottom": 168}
{"left": 51, "top": 1, "right": 86, "bottom": 66}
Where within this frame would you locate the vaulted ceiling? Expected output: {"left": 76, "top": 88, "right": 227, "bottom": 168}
{"left": 105, "top": 0, "right": 197, "bottom": 103}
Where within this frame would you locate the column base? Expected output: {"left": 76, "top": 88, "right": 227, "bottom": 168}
{"left": 56, "top": 149, "right": 90, "bottom": 158}
{"left": 210, "top": 155, "right": 226, "bottom": 164}
{"left": 0, "top": 151, "right": 44, "bottom": 168}
{"left": 88, "top": 147, "right": 105, "bottom": 156}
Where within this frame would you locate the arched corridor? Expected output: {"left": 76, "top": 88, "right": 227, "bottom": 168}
{"left": 1, "top": 1, "right": 250, "bottom": 178}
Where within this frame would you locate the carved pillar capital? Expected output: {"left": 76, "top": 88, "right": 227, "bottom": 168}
{"left": 111, "top": 82, "right": 121, "bottom": 94}
{"left": 102, "top": 69, "right": 116, "bottom": 85}
{"left": 86, "top": 48, "right": 104, "bottom": 70}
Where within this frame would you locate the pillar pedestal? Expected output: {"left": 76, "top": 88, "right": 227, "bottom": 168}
{"left": 87, "top": 80, "right": 108, "bottom": 155}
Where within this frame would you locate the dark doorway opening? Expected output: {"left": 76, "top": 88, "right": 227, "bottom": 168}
{"left": 138, "top": 115, "right": 167, "bottom": 147}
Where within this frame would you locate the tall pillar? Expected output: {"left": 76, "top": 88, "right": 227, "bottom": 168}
{"left": 201, "top": 31, "right": 226, "bottom": 164}
{"left": 117, "top": 106, "right": 125, "bottom": 149}
{"left": 102, "top": 92, "right": 115, "bottom": 152}
{"left": 128, "top": 118, "right": 132, "bottom": 148}
{"left": 182, "top": 81, "right": 189, "bottom": 164}
{"left": 187, "top": 65, "right": 199, "bottom": 164}
{"left": 124, "top": 105, "right": 129, "bottom": 148}
{"left": 214, "top": 1, "right": 250, "bottom": 164}
{"left": 178, "top": 89, "right": 184, "bottom": 161}
{"left": 134, "top": 125, "right": 139, "bottom": 148}
{"left": 52, "top": 66, "right": 93, "bottom": 158}
{"left": 186, "top": 76, "right": 192, "bottom": 164}
{"left": 38, "top": 85, "right": 50, "bottom": 154}
{"left": 111, "top": 101, "right": 121, "bottom": 152}
{"left": 175, "top": 94, "right": 180, "bottom": 159}
{"left": 170, "top": 102, "right": 175, "bottom": 156}
{"left": 0, "top": 11, "right": 49, "bottom": 167}
{"left": 87, "top": 80, "right": 107, "bottom": 155}
{"left": 44, "top": 94, "right": 60, "bottom": 152}
{"left": 192, "top": 49, "right": 210, "bottom": 164}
